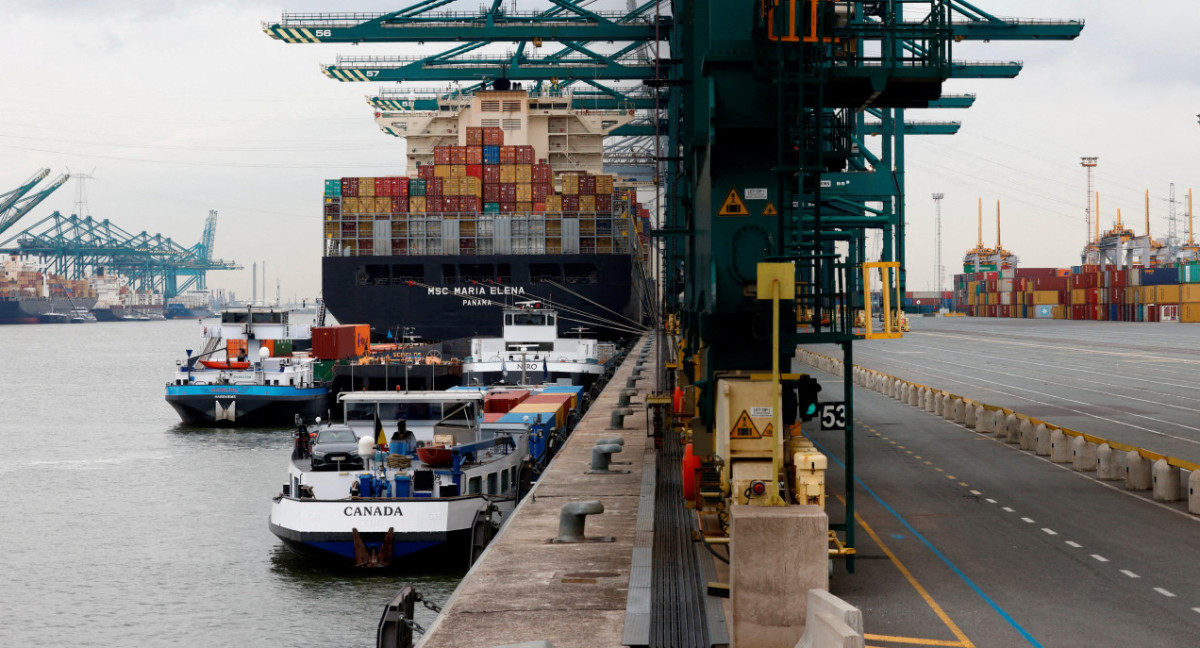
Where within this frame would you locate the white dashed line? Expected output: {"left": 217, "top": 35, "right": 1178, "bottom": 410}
{"left": 1041, "top": 528, "right": 1058, "bottom": 536}
{"left": 1065, "top": 541, "right": 1082, "bottom": 548}
{"left": 1155, "top": 588, "right": 1176, "bottom": 598}
{"left": 1020, "top": 517, "right": 1035, "bottom": 524}
{"left": 1091, "top": 554, "right": 1109, "bottom": 563}
{"left": 1002, "top": 507, "right": 1014, "bottom": 513}
{"left": 1191, "top": 607, "right": 1200, "bottom": 615}
{"left": 985, "top": 498, "right": 997, "bottom": 504}
{"left": 1120, "top": 570, "right": 1140, "bottom": 579}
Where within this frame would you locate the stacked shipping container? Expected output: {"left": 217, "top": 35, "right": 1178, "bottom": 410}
{"left": 321, "top": 126, "right": 651, "bottom": 259}
{"left": 953, "top": 264, "right": 1200, "bottom": 322}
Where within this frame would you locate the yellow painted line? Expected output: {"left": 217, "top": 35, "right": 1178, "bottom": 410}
{"left": 898, "top": 445, "right": 906, "bottom": 449}
{"left": 946, "top": 475, "right": 956, "bottom": 480}
{"left": 914, "top": 455, "right": 922, "bottom": 459}
{"left": 853, "top": 505, "right": 975, "bottom": 648}
{"left": 934, "top": 467, "right": 943, "bottom": 472}
{"left": 924, "top": 461, "right": 932, "bottom": 465}
{"left": 906, "top": 450, "right": 914, "bottom": 455}
{"left": 959, "top": 482, "right": 969, "bottom": 487}
{"left": 864, "top": 634, "right": 970, "bottom": 646}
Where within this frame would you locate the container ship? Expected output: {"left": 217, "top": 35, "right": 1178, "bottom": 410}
{"left": 0, "top": 255, "right": 97, "bottom": 324}
{"left": 321, "top": 89, "right": 653, "bottom": 344}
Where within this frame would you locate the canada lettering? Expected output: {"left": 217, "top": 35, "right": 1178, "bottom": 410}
{"left": 343, "top": 505, "right": 404, "bottom": 516}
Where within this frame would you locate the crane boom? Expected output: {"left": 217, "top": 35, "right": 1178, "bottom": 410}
{"left": 0, "top": 172, "right": 68, "bottom": 238}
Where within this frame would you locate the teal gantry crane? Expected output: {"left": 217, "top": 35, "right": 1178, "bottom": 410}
{"left": 0, "top": 169, "right": 69, "bottom": 238}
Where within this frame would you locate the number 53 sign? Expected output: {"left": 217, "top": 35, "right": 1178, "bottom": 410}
{"left": 819, "top": 402, "right": 846, "bottom": 431}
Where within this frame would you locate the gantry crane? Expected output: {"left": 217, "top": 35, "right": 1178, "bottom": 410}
{"left": 0, "top": 169, "right": 69, "bottom": 238}
{"left": 263, "top": 0, "right": 1082, "bottom": 604}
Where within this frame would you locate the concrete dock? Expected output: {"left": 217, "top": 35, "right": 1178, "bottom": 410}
{"left": 419, "top": 336, "right": 663, "bottom": 647}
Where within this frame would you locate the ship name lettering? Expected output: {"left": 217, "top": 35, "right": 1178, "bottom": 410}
{"left": 343, "top": 505, "right": 404, "bottom": 516}
{"left": 427, "top": 287, "right": 448, "bottom": 295}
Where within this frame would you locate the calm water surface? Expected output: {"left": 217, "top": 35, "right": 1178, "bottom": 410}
{"left": 0, "top": 320, "right": 461, "bottom": 647}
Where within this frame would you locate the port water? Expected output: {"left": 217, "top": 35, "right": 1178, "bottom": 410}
{"left": 0, "top": 320, "right": 460, "bottom": 647}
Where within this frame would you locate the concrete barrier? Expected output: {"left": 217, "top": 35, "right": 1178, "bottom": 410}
{"left": 1190, "top": 471, "right": 1200, "bottom": 515}
{"left": 1035, "top": 424, "right": 1052, "bottom": 456}
{"left": 908, "top": 386, "right": 919, "bottom": 407}
{"left": 964, "top": 404, "right": 976, "bottom": 429}
{"left": 933, "top": 393, "right": 944, "bottom": 417}
{"left": 894, "top": 380, "right": 904, "bottom": 400}
{"left": 924, "top": 389, "right": 936, "bottom": 413}
{"left": 942, "top": 397, "right": 956, "bottom": 421}
{"left": 976, "top": 407, "right": 991, "bottom": 433}
{"left": 1096, "top": 444, "right": 1123, "bottom": 481}
{"left": 794, "top": 589, "right": 864, "bottom": 648}
{"left": 1125, "top": 451, "right": 1152, "bottom": 491}
{"left": 1003, "top": 414, "right": 1020, "bottom": 443}
{"left": 1050, "top": 429, "right": 1071, "bottom": 463}
{"left": 1020, "top": 422, "right": 1038, "bottom": 451}
{"left": 1071, "top": 436, "right": 1097, "bottom": 472}
{"left": 1153, "top": 459, "right": 1181, "bottom": 502}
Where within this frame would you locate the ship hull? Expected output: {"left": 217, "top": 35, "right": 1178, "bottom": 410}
{"left": 165, "top": 385, "right": 329, "bottom": 427}
{"left": 321, "top": 253, "right": 646, "bottom": 343}
{"left": 0, "top": 297, "right": 98, "bottom": 324}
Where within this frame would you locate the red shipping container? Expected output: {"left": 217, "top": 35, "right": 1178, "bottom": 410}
{"left": 531, "top": 183, "right": 551, "bottom": 202}
{"left": 484, "top": 184, "right": 501, "bottom": 202}
{"left": 515, "top": 145, "right": 535, "bottom": 165}
{"left": 484, "top": 390, "right": 530, "bottom": 414}
{"left": 999, "top": 305, "right": 1010, "bottom": 318}
{"left": 483, "top": 165, "right": 501, "bottom": 184}
{"left": 483, "top": 127, "right": 504, "bottom": 147}
{"left": 451, "top": 146, "right": 468, "bottom": 165}
{"left": 499, "top": 146, "right": 517, "bottom": 164}
{"left": 532, "top": 164, "right": 552, "bottom": 184}
{"left": 466, "top": 164, "right": 483, "bottom": 180}
{"left": 580, "top": 175, "right": 596, "bottom": 195}
{"left": 395, "top": 177, "right": 409, "bottom": 197}
{"left": 985, "top": 271, "right": 999, "bottom": 281}
{"left": 434, "top": 146, "right": 452, "bottom": 165}
{"left": 500, "top": 201, "right": 516, "bottom": 213}
{"left": 429, "top": 177, "right": 444, "bottom": 197}
{"left": 499, "top": 184, "right": 517, "bottom": 202}
{"left": 391, "top": 197, "right": 408, "bottom": 213}
{"left": 427, "top": 197, "right": 442, "bottom": 213}
{"left": 466, "top": 127, "right": 484, "bottom": 146}
{"left": 563, "top": 195, "right": 580, "bottom": 211}
{"left": 312, "top": 324, "right": 370, "bottom": 360}
{"left": 460, "top": 196, "right": 482, "bottom": 213}
{"left": 988, "top": 305, "right": 998, "bottom": 317}
{"left": 1014, "top": 267, "right": 1058, "bottom": 279}
{"left": 1111, "top": 270, "right": 1126, "bottom": 287}
{"left": 341, "top": 177, "right": 359, "bottom": 197}
{"left": 418, "top": 165, "right": 435, "bottom": 181}
{"left": 466, "top": 147, "right": 483, "bottom": 165}
{"left": 595, "top": 194, "right": 612, "bottom": 212}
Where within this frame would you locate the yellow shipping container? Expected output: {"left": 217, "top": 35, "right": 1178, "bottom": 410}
{"left": 372, "top": 197, "right": 390, "bottom": 214}
{"left": 359, "top": 177, "right": 375, "bottom": 197}
{"left": 1053, "top": 305, "right": 1066, "bottom": 319}
{"left": 516, "top": 183, "right": 532, "bottom": 202}
{"left": 1181, "top": 284, "right": 1200, "bottom": 303}
{"left": 580, "top": 195, "right": 596, "bottom": 212}
{"left": 595, "top": 174, "right": 614, "bottom": 194}
{"left": 409, "top": 196, "right": 427, "bottom": 214}
{"left": 1031, "top": 290, "right": 1059, "bottom": 305}
{"left": 1157, "top": 284, "right": 1180, "bottom": 304}
{"left": 515, "top": 165, "right": 533, "bottom": 183}
{"left": 451, "top": 165, "right": 467, "bottom": 177}
{"left": 499, "top": 164, "right": 517, "bottom": 184}
{"left": 462, "top": 177, "right": 482, "bottom": 197}
{"left": 434, "top": 165, "right": 452, "bottom": 178}
{"left": 562, "top": 173, "right": 580, "bottom": 195}
{"left": 1182, "top": 303, "right": 1200, "bottom": 323}
{"left": 1140, "top": 286, "right": 1155, "bottom": 303}
{"left": 1069, "top": 288, "right": 1085, "bottom": 304}
{"left": 545, "top": 195, "right": 563, "bottom": 212}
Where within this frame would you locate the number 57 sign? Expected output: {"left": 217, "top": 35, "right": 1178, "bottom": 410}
{"left": 819, "top": 402, "right": 846, "bottom": 431}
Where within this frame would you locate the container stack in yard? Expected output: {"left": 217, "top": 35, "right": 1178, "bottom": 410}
{"left": 953, "top": 263, "right": 1200, "bottom": 322}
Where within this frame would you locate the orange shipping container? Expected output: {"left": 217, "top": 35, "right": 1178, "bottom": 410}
{"left": 434, "top": 165, "right": 452, "bottom": 178}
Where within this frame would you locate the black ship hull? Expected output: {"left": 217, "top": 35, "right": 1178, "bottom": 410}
{"left": 322, "top": 254, "right": 646, "bottom": 343}
{"left": 0, "top": 297, "right": 98, "bottom": 324}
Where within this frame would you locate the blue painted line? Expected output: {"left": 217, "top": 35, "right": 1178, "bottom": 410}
{"left": 812, "top": 437, "right": 1043, "bottom": 648}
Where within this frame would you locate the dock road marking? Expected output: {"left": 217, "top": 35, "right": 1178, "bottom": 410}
{"left": 1091, "top": 554, "right": 1109, "bottom": 563}
{"left": 1155, "top": 588, "right": 1176, "bottom": 598}
{"left": 1119, "top": 570, "right": 1139, "bottom": 579}
{"left": 1065, "top": 541, "right": 1082, "bottom": 548}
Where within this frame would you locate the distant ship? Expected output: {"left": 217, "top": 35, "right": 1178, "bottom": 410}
{"left": 0, "top": 255, "right": 97, "bottom": 324}
{"left": 321, "top": 89, "right": 653, "bottom": 345}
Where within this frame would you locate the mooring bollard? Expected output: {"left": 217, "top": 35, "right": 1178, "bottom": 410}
{"left": 588, "top": 443, "right": 626, "bottom": 473}
{"left": 556, "top": 501, "right": 604, "bottom": 542}
{"left": 609, "top": 408, "right": 633, "bottom": 430}
{"left": 617, "top": 389, "right": 638, "bottom": 408}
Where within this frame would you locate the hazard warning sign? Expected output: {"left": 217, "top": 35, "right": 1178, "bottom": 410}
{"left": 762, "top": 201, "right": 778, "bottom": 216}
{"left": 761, "top": 422, "right": 774, "bottom": 437}
{"left": 718, "top": 188, "right": 750, "bottom": 216}
{"left": 731, "top": 410, "right": 760, "bottom": 438}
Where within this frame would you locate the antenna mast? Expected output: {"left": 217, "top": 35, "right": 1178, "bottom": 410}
{"left": 932, "top": 193, "right": 944, "bottom": 294}
{"left": 1081, "top": 157, "right": 1098, "bottom": 244}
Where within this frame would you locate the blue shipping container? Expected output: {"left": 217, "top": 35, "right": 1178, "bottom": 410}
{"left": 483, "top": 146, "right": 500, "bottom": 165}
{"left": 1140, "top": 267, "right": 1179, "bottom": 286}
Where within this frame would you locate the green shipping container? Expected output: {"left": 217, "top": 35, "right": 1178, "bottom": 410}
{"left": 409, "top": 179, "right": 427, "bottom": 197}
{"left": 1180, "top": 264, "right": 1200, "bottom": 283}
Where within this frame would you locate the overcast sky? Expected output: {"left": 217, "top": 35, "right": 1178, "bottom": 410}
{"left": 3, "top": 1, "right": 1198, "bottom": 299}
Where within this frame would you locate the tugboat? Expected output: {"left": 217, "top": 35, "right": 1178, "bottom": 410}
{"left": 462, "top": 302, "right": 609, "bottom": 387}
{"left": 164, "top": 305, "right": 328, "bottom": 426}
{"left": 268, "top": 386, "right": 581, "bottom": 567}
